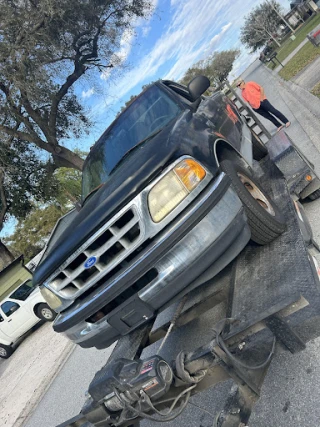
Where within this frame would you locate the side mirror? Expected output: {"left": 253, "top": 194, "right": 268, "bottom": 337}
{"left": 188, "top": 76, "right": 210, "bottom": 101}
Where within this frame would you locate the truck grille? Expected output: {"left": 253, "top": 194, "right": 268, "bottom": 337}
{"left": 49, "top": 207, "right": 145, "bottom": 299}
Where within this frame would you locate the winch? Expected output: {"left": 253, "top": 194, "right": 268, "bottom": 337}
{"left": 89, "top": 356, "right": 173, "bottom": 412}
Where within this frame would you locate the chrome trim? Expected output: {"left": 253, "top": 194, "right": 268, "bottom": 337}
{"left": 44, "top": 156, "right": 213, "bottom": 306}
{"left": 62, "top": 185, "right": 245, "bottom": 345}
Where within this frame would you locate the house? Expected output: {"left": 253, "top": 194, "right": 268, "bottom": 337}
{"left": 287, "top": 0, "right": 319, "bottom": 27}
{"left": 0, "top": 256, "right": 32, "bottom": 301}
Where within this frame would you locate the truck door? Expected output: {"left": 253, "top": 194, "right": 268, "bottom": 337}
{"left": 0, "top": 300, "right": 36, "bottom": 339}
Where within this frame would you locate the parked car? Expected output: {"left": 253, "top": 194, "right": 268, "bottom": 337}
{"left": 0, "top": 279, "right": 56, "bottom": 358}
{"left": 259, "top": 45, "right": 274, "bottom": 62}
{"left": 34, "top": 76, "right": 286, "bottom": 350}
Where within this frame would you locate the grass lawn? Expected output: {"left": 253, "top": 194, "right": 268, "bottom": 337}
{"left": 312, "top": 81, "right": 320, "bottom": 98}
{"left": 278, "top": 41, "right": 320, "bottom": 80}
{"left": 266, "top": 14, "right": 320, "bottom": 69}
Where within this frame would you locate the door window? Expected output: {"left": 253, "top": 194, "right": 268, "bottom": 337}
{"left": 1, "top": 301, "right": 20, "bottom": 317}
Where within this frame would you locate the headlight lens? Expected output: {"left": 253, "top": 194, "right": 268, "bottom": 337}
{"left": 40, "top": 286, "right": 62, "bottom": 310}
{"left": 148, "top": 159, "right": 206, "bottom": 222}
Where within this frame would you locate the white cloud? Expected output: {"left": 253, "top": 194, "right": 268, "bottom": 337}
{"left": 100, "top": 0, "right": 159, "bottom": 81}
{"left": 104, "top": 0, "right": 257, "bottom": 102}
{"left": 95, "top": 0, "right": 291, "bottom": 114}
{"left": 82, "top": 88, "right": 95, "bottom": 98}
{"left": 101, "top": 28, "right": 135, "bottom": 81}
{"left": 142, "top": 25, "right": 151, "bottom": 37}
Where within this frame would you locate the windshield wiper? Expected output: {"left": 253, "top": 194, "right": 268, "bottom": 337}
{"left": 110, "top": 128, "right": 162, "bottom": 173}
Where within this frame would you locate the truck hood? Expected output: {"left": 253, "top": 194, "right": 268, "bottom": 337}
{"left": 33, "top": 112, "right": 205, "bottom": 285}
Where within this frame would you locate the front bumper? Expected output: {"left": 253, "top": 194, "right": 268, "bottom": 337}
{"left": 60, "top": 180, "right": 251, "bottom": 349}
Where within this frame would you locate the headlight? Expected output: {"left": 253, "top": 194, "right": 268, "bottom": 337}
{"left": 40, "top": 286, "right": 62, "bottom": 310}
{"left": 148, "top": 159, "right": 206, "bottom": 222}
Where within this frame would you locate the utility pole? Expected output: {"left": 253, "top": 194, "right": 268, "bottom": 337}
{"left": 266, "top": 0, "right": 296, "bottom": 33}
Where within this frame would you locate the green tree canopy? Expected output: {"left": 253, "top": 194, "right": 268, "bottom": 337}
{"left": 4, "top": 205, "right": 69, "bottom": 262}
{"left": 180, "top": 49, "right": 240, "bottom": 88}
{"left": 3, "top": 161, "right": 85, "bottom": 262}
{"left": 240, "top": 0, "right": 283, "bottom": 52}
{"left": 0, "top": 0, "right": 152, "bottom": 171}
{"left": 0, "top": 140, "right": 58, "bottom": 268}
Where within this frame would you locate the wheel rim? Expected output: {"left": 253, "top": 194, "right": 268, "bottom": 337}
{"left": 0, "top": 347, "right": 7, "bottom": 357}
{"left": 237, "top": 172, "right": 276, "bottom": 216}
{"left": 41, "top": 308, "right": 53, "bottom": 320}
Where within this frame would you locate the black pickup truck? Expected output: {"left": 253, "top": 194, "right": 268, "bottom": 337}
{"left": 34, "top": 76, "right": 285, "bottom": 349}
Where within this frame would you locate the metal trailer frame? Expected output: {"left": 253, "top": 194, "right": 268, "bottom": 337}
{"left": 57, "top": 131, "right": 320, "bottom": 427}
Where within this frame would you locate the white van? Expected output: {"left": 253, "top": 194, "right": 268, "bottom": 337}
{"left": 0, "top": 279, "right": 55, "bottom": 358}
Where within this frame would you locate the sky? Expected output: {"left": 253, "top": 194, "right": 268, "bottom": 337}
{"left": 1, "top": 0, "right": 291, "bottom": 238}
{"left": 76, "top": 0, "right": 291, "bottom": 147}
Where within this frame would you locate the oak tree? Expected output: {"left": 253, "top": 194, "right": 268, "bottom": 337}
{"left": 180, "top": 49, "right": 240, "bottom": 88}
{"left": 0, "top": 0, "right": 152, "bottom": 171}
{"left": 3, "top": 162, "right": 84, "bottom": 263}
{"left": 240, "top": 0, "right": 283, "bottom": 52}
{"left": 0, "top": 140, "right": 57, "bottom": 268}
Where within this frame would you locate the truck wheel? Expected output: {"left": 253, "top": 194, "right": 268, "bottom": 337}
{"left": 0, "top": 344, "right": 13, "bottom": 359}
{"left": 36, "top": 304, "right": 56, "bottom": 322}
{"left": 251, "top": 132, "right": 268, "bottom": 161}
{"left": 220, "top": 160, "right": 286, "bottom": 245}
{"left": 308, "top": 189, "right": 320, "bottom": 201}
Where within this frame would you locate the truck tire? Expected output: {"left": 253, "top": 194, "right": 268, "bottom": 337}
{"left": 308, "top": 189, "right": 320, "bottom": 201}
{"left": 220, "top": 160, "right": 286, "bottom": 245}
{"left": 251, "top": 132, "right": 268, "bottom": 161}
{"left": 0, "top": 344, "right": 13, "bottom": 359}
{"left": 299, "top": 178, "right": 320, "bottom": 200}
{"left": 36, "top": 304, "right": 56, "bottom": 322}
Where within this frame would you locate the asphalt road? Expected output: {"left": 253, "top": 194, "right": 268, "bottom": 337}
{"left": 25, "top": 61, "right": 320, "bottom": 427}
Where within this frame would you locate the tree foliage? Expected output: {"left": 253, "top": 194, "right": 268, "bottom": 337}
{"left": 180, "top": 49, "right": 240, "bottom": 88}
{"left": 0, "top": 141, "right": 57, "bottom": 228}
{"left": 0, "top": 0, "right": 152, "bottom": 171}
{"left": 0, "top": 140, "right": 59, "bottom": 268}
{"left": 240, "top": 0, "right": 283, "bottom": 52}
{"left": 0, "top": 141, "right": 85, "bottom": 267}
{"left": 4, "top": 205, "right": 69, "bottom": 262}
{"left": 3, "top": 163, "right": 84, "bottom": 262}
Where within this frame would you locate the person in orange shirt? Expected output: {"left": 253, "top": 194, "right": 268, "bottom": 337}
{"left": 236, "top": 79, "right": 290, "bottom": 132}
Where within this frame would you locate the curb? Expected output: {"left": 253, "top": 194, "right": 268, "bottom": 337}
{"left": 281, "top": 79, "right": 320, "bottom": 120}
{"left": 13, "top": 341, "right": 76, "bottom": 427}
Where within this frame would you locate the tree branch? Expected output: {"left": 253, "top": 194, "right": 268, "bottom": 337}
{"left": 0, "top": 169, "right": 7, "bottom": 229}
{"left": 0, "top": 123, "right": 47, "bottom": 147}
{"left": 19, "top": 88, "right": 53, "bottom": 143}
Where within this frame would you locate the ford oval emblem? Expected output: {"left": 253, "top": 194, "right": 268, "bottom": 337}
{"left": 84, "top": 256, "right": 97, "bottom": 269}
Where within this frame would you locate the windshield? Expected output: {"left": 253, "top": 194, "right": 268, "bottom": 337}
{"left": 81, "top": 85, "right": 182, "bottom": 199}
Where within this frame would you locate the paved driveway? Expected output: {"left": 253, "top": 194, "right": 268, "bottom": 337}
{"left": 0, "top": 322, "right": 73, "bottom": 427}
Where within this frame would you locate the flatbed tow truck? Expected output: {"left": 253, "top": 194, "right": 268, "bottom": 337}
{"left": 57, "top": 101, "right": 320, "bottom": 427}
